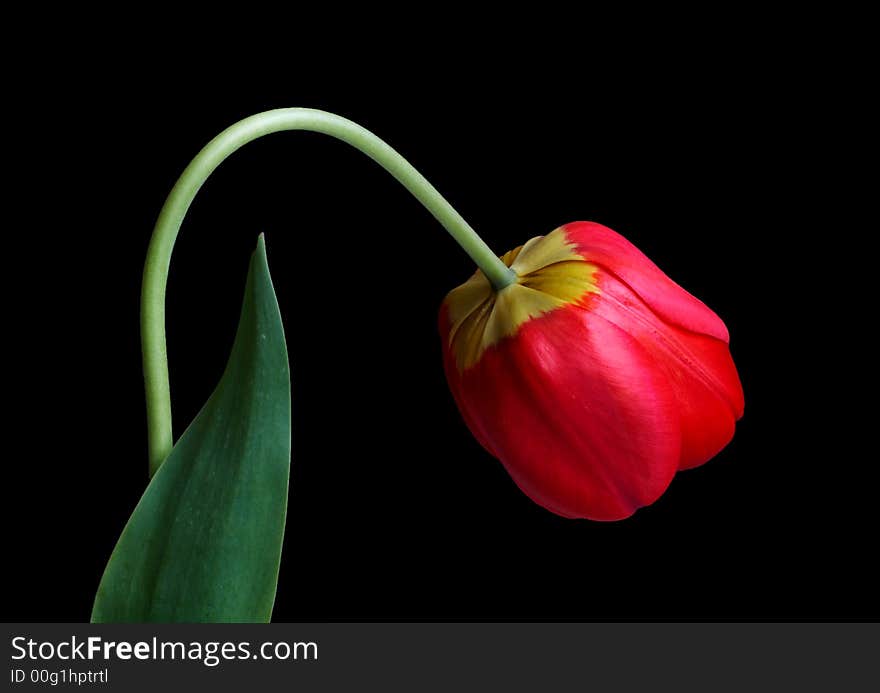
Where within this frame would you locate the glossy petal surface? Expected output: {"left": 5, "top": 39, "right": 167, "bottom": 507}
{"left": 440, "top": 222, "right": 743, "bottom": 520}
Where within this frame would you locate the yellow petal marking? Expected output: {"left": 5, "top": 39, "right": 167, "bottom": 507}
{"left": 444, "top": 227, "right": 600, "bottom": 371}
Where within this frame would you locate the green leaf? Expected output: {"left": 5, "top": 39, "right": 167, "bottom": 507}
{"left": 92, "top": 235, "right": 290, "bottom": 623}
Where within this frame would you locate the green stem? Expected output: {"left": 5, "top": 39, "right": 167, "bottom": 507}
{"left": 142, "top": 108, "right": 515, "bottom": 476}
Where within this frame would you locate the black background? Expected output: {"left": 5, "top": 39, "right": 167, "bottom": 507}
{"left": 5, "top": 35, "right": 873, "bottom": 621}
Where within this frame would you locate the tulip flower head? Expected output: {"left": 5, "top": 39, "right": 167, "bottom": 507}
{"left": 440, "top": 221, "right": 744, "bottom": 521}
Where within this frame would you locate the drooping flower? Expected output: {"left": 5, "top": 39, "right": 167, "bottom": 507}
{"left": 440, "top": 221, "right": 743, "bottom": 521}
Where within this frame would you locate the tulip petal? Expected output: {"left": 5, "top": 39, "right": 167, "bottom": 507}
{"left": 666, "top": 332, "right": 740, "bottom": 469}
{"left": 442, "top": 303, "right": 681, "bottom": 521}
{"left": 563, "top": 221, "right": 730, "bottom": 342}
{"left": 592, "top": 271, "right": 744, "bottom": 470}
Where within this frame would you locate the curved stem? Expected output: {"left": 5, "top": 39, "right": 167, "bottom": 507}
{"left": 142, "top": 108, "right": 515, "bottom": 476}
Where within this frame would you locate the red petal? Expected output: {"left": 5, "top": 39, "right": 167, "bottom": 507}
{"left": 592, "top": 271, "right": 744, "bottom": 470}
{"left": 564, "top": 221, "right": 730, "bottom": 342}
{"left": 442, "top": 304, "right": 681, "bottom": 521}
{"left": 440, "top": 305, "right": 500, "bottom": 458}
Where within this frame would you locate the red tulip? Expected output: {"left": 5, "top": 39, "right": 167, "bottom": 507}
{"left": 439, "top": 221, "right": 744, "bottom": 521}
